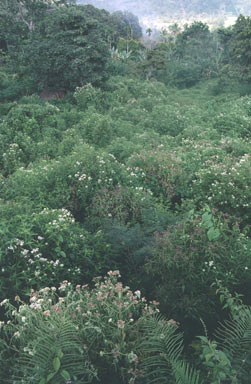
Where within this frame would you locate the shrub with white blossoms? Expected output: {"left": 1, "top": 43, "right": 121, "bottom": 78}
{"left": 192, "top": 153, "right": 251, "bottom": 225}
{"left": 0, "top": 271, "right": 161, "bottom": 383}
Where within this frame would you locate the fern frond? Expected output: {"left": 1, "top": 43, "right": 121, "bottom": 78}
{"left": 141, "top": 313, "right": 183, "bottom": 357}
{"left": 140, "top": 314, "right": 184, "bottom": 383}
{"left": 171, "top": 360, "right": 201, "bottom": 384}
{"left": 215, "top": 307, "right": 251, "bottom": 361}
{"left": 11, "top": 314, "right": 96, "bottom": 383}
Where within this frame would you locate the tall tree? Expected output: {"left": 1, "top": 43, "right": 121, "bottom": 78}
{"left": 18, "top": 5, "right": 111, "bottom": 91}
{"left": 112, "top": 11, "right": 142, "bottom": 40}
{"left": 230, "top": 15, "right": 251, "bottom": 80}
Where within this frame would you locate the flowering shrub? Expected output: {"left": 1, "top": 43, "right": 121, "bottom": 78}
{"left": 74, "top": 83, "right": 102, "bottom": 110}
{"left": 140, "top": 103, "right": 188, "bottom": 136}
{"left": 0, "top": 201, "right": 114, "bottom": 303}
{"left": 90, "top": 185, "right": 152, "bottom": 225}
{"left": 0, "top": 271, "right": 159, "bottom": 383}
{"left": 145, "top": 208, "right": 251, "bottom": 321}
{"left": 0, "top": 103, "right": 62, "bottom": 174}
{"left": 127, "top": 148, "right": 186, "bottom": 204}
{"left": 212, "top": 96, "right": 251, "bottom": 138}
{"left": 191, "top": 153, "right": 251, "bottom": 225}
{"left": 1, "top": 145, "right": 137, "bottom": 215}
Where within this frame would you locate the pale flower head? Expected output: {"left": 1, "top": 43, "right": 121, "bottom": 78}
{"left": 117, "top": 320, "right": 125, "bottom": 329}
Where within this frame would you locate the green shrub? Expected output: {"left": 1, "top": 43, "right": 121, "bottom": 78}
{"left": 191, "top": 153, "right": 251, "bottom": 226}
{"left": 140, "top": 103, "right": 188, "bottom": 136}
{"left": 0, "top": 102, "right": 64, "bottom": 174}
{"left": 0, "top": 202, "right": 112, "bottom": 302}
{"left": 77, "top": 109, "right": 116, "bottom": 147}
{"left": 0, "top": 271, "right": 159, "bottom": 383}
{"left": 127, "top": 148, "right": 186, "bottom": 205}
{"left": 145, "top": 208, "right": 251, "bottom": 323}
{"left": 74, "top": 83, "right": 103, "bottom": 110}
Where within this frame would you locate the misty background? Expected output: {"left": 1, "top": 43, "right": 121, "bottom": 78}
{"left": 77, "top": 0, "right": 251, "bottom": 29}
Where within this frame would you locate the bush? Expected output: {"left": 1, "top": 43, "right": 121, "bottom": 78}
{"left": 145, "top": 208, "right": 251, "bottom": 323}
{"left": 191, "top": 152, "right": 251, "bottom": 226}
{"left": 127, "top": 148, "right": 186, "bottom": 205}
{"left": 0, "top": 102, "right": 63, "bottom": 174}
{"left": 140, "top": 103, "right": 188, "bottom": 136}
{"left": 77, "top": 109, "right": 116, "bottom": 147}
{"left": 0, "top": 271, "right": 159, "bottom": 383}
{"left": 0, "top": 202, "right": 112, "bottom": 302}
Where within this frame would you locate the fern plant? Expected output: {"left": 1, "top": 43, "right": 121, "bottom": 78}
{"left": 9, "top": 312, "right": 97, "bottom": 384}
{"left": 139, "top": 307, "right": 251, "bottom": 384}
{"left": 139, "top": 314, "right": 202, "bottom": 384}
{"left": 214, "top": 307, "right": 251, "bottom": 383}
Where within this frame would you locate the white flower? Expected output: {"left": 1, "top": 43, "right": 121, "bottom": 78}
{"left": 134, "top": 290, "right": 141, "bottom": 299}
{"left": 0, "top": 299, "right": 9, "bottom": 306}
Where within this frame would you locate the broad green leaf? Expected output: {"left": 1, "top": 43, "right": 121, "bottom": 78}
{"left": 46, "top": 372, "right": 56, "bottom": 382}
{"left": 61, "top": 370, "right": 71, "bottom": 380}
{"left": 207, "top": 228, "right": 220, "bottom": 241}
{"left": 53, "top": 357, "right": 61, "bottom": 372}
{"left": 58, "top": 349, "right": 64, "bottom": 359}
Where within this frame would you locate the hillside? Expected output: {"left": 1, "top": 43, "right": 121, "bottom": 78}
{"left": 78, "top": 0, "right": 251, "bottom": 17}
{"left": 0, "top": 1, "right": 251, "bottom": 382}
{"left": 78, "top": 0, "right": 251, "bottom": 29}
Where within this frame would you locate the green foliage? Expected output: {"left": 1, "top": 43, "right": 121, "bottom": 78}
{"left": 230, "top": 15, "right": 251, "bottom": 81}
{"left": 140, "top": 314, "right": 201, "bottom": 384}
{"left": 127, "top": 148, "right": 186, "bottom": 203}
{"left": 112, "top": 10, "right": 142, "bottom": 40}
{"left": 197, "top": 303, "right": 251, "bottom": 383}
{"left": 0, "top": 7, "right": 250, "bottom": 378}
{"left": 74, "top": 83, "right": 103, "bottom": 110}
{"left": 140, "top": 103, "right": 188, "bottom": 136}
{"left": 0, "top": 101, "right": 64, "bottom": 174}
{"left": 18, "top": 5, "right": 111, "bottom": 91}
{"left": 191, "top": 151, "right": 251, "bottom": 225}
{"left": 117, "top": 38, "right": 144, "bottom": 55}
{"left": 0, "top": 271, "right": 159, "bottom": 383}
{"left": 145, "top": 208, "right": 251, "bottom": 321}
{"left": 76, "top": 108, "right": 115, "bottom": 147}
{"left": 0, "top": 202, "right": 112, "bottom": 302}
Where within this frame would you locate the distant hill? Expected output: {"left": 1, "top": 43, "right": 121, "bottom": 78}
{"left": 77, "top": 0, "right": 251, "bottom": 18}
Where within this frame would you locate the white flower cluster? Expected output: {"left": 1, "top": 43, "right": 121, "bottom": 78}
{"left": 39, "top": 208, "right": 75, "bottom": 228}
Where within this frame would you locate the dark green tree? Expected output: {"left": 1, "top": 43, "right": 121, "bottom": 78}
{"left": 18, "top": 5, "right": 111, "bottom": 91}
{"left": 112, "top": 10, "right": 142, "bottom": 40}
{"left": 230, "top": 15, "right": 251, "bottom": 81}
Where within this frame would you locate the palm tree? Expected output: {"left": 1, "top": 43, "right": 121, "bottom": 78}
{"left": 146, "top": 27, "right": 152, "bottom": 37}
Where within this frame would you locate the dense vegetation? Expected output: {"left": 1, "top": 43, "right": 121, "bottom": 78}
{"left": 0, "top": 1, "right": 250, "bottom": 383}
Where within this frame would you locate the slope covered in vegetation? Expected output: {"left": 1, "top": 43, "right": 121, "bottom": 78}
{"left": 0, "top": 1, "right": 250, "bottom": 383}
